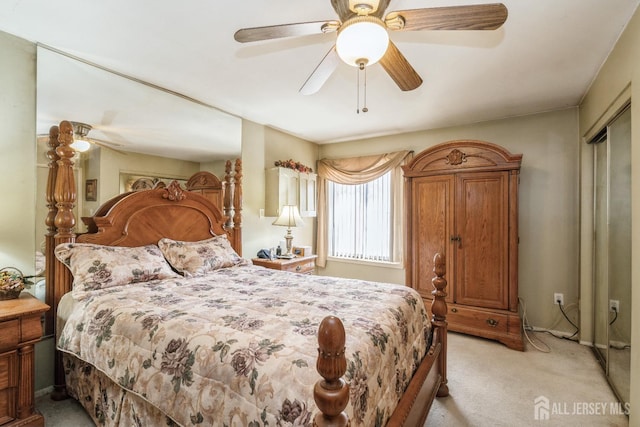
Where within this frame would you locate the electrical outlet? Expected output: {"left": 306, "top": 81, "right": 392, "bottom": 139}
{"left": 554, "top": 293, "right": 564, "bottom": 306}
{"left": 609, "top": 299, "right": 620, "bottom": 313}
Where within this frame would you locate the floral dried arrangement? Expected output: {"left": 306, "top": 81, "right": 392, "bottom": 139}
{"left": 0, "top": 267, "right": 34, "bottom": 300}
{"left": 274, "top": 159, "right": 313, "bottom": 173}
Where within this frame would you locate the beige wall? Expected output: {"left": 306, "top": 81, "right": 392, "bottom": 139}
{"left": 578, "top": 6, "right": 640, "bottom": 422}
{"left": 200, "top": 159, "right": 228, "bottom": 178}
{"left": 318, "top": 108, "right": 581, "bottom": 333}
{"left": 241, "top": 122, "right": 318, "bottom": 259}
{"left": 0, "top": 31, "right": 36, "bottom": 273}
{"left": 0, "top": 30, "right": 52, "bottom": 391}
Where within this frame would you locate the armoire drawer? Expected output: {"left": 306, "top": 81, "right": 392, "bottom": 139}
{"left": 448, "top": 305, "right": 509, "bottom": 334}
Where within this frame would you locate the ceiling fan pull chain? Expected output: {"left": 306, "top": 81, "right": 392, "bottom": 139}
{"left": 362, "top": 65, "right": 368, "bottom": 113}
{"left": 356, "top": 61, "right": 369, "bottom": 114}
{"left": 356, "top": 65, "right": 360, "bottom": 114}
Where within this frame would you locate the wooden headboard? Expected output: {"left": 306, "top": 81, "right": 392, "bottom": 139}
{"left": 44, "top": 120, "right": 243, "bottom": 398}
{"left": 76, "top": 182, "right": 230, "bottom": 247}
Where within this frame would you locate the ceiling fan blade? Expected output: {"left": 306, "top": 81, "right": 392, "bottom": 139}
{"left": 386, "top": 3, "right": 508, "bottom": 31}
{"left": 90, "top": 139, "right": 127, "bottom": 155}
{"left": 299, "top": 46, "right": 340, "bottom": 95}
{"left": 234, "top": 21, "right": 338, "bottom": 43}
{"left": 90, "top": 137, "right": 124, "bottom": 147}
{"left": 379, "top": 41, "right": 423, "bottom": 91}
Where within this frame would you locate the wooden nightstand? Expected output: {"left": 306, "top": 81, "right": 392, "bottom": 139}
{"left": 0, "top": 293, "right": 49, "bottom": 427}
{"left": 252, "top": 254, "right": 317, "bottom": 274}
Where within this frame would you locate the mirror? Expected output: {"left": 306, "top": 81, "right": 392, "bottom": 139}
{"left": 591, "top": 105, "right": 631, "bottom": 407}
{"left": 32, "top": 47, "right": 242, "bottom": 332}
{"left": 606, "top": 107, "right": 631, "bottom": 406}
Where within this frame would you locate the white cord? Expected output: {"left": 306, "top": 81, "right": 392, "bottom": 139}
{"left": 519, "top": 297, "right": 551, "bottom": 353}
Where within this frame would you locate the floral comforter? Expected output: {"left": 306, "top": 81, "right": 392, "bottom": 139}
{"left": 58, "top": 264, "right": 431, "bottom": 427}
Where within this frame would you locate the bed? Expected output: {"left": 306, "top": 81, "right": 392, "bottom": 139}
{"left": 44, "top": 120, "right": 449, "bottom": 426}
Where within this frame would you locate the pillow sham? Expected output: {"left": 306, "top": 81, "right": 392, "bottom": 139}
{"left": 158, "top": 235, "right": 248, "bottom": 277}
{"left": 55, "top": 243, "right": 180, "bottom": 299}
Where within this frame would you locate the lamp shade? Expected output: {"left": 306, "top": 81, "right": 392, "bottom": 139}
{"left": 273, "top": 205, "right": 305, "bottom": 228}
{"left": 336, "top": 16, "right": 389, "bottom": 67}
{"left": 70, "top": 137, "right": 91, "bottom": 152}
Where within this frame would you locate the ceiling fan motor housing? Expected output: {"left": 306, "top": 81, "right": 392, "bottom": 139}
{"left": 349, "top": 0, "right": 380, "bottom": 14}
{"left": 336, "top": 15, "right": 389, "bottom": 67}
{"left": 70, "top": 121, "right": 92, "bottom": 138}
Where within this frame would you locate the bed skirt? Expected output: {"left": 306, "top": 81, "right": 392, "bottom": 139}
{"left": 64, "top": 354, "right": 178, "bottom": 426}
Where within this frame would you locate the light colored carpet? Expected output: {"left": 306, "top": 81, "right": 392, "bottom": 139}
{"left": 427, "top": 331, "right": 629, "bottom": 427}
{"left": 35, "top": 331, "right": 629, "bottom": 427}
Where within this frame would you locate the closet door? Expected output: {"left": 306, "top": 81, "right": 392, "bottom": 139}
{"left": 606, "top": 107, "right": 631, "bottom": 405}
{"left": 410, "top": 174, "right": 455, "bottom": 303}
{"left": 593, "top": 138, "right": 609, "bottom": 365}
{"left": 454, "top": 171, "right": 509, "bottom": 309}
{"left": 592, "top": 106, "right": 631, "bottom": 405}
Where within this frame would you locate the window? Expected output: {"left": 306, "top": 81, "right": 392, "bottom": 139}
{"left": 327, "top": 171, "right": 392, "bottom": 262}
{"left": 316, "top": 150, "right": 410, "bottom": 268}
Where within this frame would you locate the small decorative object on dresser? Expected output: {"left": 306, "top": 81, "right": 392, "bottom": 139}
{"left": 252, "top": 254, "right": 317, "bottom": 275}
{"left": 292, "top": 245, "right": 312, "bottom": 257}
{"left": 0, "top": 267, "right": 34, "bottom": 300}
{"left": 0, "top": 293, "right": 49, "bottom": 426}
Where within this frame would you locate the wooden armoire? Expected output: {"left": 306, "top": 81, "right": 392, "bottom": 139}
{"left": 403, "top": 140, "right": 524, "bottom": 350}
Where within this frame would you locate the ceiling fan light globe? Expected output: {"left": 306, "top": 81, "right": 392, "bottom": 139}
{"left": 336, "top": 17, "right": 389, "bottom": 67}
{"left": 71, "top": 137, "right": 91, "bottom": 152}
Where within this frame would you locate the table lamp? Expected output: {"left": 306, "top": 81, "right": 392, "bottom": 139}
{"left": 272, "top": 205, "right": 304, "bottom": 258}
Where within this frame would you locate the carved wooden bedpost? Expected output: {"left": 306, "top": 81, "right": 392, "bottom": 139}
{"left": 232, "top": 159, "right": 243, "bottom": 255}
{"left": 223, "top": 159, "right": 243, "bottom": 255}
{"left": 431, "top": 253, "right": 449, "bottom": 397}
{"left": 314, "top": 316, "right": 349, "bottom": 427}
{"left": 51, "top": 120, "right": 77, "bottom": 400}
{"left": 224, "top": 160, "right": 234, "bottom": 227}
{"left": 44, "top": 125, "right": 60, "bottom": 337}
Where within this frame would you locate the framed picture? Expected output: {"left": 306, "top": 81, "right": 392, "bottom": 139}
{"left": 85, "top": 179, "right": 97, "bottom": 201}
{"left": 293, "top": 246, "right": 312, "bottom": 256}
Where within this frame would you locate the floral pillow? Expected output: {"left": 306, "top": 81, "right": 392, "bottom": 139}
{"left": 55, "top": 243, "right": 180, "bottom": 299}
{"left": 158, "top": 235, "right": 248, "bottom": 277}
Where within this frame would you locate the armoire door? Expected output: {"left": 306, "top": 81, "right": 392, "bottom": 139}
{"left": 410, "top": 174, "right": 455, "bottom": 303}
{"left": 454, "top": 171, "right": 510, "bottom": 310}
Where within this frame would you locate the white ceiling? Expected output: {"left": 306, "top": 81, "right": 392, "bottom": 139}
{"left": 0, "top": 0, "right": 638, "bottom": 162}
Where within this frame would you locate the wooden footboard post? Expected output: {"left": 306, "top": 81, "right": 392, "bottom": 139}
{"left": 431, "top": 253, "right": 449, "bottom": 397}
{"left": 51, "top": 120, "right": 77, "bottom": 401}
{"left": 313, "top": 316, "right": 349, "bottom": 427}
{"left": 224, "top": 160, "right": 234, "bottom": 229}
{"left": 44, "top": 125, "right": 60, "bottom": 337}
{"left": 232, "top": 159, "right": 243, "bottom": 256}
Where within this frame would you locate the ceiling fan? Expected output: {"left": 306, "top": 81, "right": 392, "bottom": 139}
{"left": 234, "top": 0, "right": 508, "bottom": 95}
{"left": 37, "top": 121, "right": 126, "bottom": 154}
